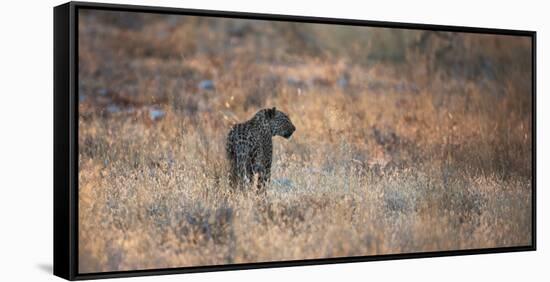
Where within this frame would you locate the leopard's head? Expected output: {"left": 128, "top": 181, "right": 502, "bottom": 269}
{"left": 264, "top": 107, "right": 296, "bottom": 139}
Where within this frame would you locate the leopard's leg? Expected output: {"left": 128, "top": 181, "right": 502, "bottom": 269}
{"left": 251, "top": 149, "right": 268, "bottom": 193}
{"left": 251, "top": 163, "right": 265, "bottom": 190}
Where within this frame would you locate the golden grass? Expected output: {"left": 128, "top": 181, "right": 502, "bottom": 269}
{"left": 77, "top": 11, "right": 532, "bottom": 273}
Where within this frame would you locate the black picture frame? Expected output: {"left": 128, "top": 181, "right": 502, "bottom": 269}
{"left": 54, "top": 1, "right": 537, "bottom": 280}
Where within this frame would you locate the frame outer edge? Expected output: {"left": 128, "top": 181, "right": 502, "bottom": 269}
{"left": 54, "top": 2, "right": 75, "bottom": 280}
{"left": 532, "top": 31, "right": 537, "bottom": 250}
{"left": 70, "top": 1, "right": 79, "bottom": 279}
{"left": 61, "top": 1, "right": 537, "bottom": 280}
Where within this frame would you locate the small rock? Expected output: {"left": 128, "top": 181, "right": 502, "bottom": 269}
{"left": 198, "top": 80, "right": 215, "bottom": 90}
{"left": 338, "top": 72, "right": 350, "bottom": 88}
{"left": 149, "top": 108, "right": 165, "bottom": 121}
{"left": 273, "top": 178, "right": 293, "bottom": 189}
{"left": 337, "top": 77, "right": 348, "bottom": 88}
{"left": 98, "top": 88, "right": 108, "bottom": 96}
{"left": 287, "top": 77, "right": 307, "bottom": 88}
{"left": 106, "top": 104, "right": 120, "bottom": 114}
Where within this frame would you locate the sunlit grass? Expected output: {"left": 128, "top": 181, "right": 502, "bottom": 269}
{"left": 77, "top": 10, "right": 532, "bottom": 273}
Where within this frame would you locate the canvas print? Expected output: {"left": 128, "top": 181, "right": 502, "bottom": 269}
{"left": 77, "top": 9, "right": 533, "bottom": 273}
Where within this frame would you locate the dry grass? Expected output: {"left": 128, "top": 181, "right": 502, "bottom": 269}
{"left": 77, "top": 10, "right": 533, "bottom": 273}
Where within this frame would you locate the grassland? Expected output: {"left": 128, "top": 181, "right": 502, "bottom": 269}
{"left": 77, "top": 11, "right": 533, "bottom": 273}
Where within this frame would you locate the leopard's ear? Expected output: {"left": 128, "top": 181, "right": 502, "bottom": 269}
{"left": 267, "top": 107, "right": 276, "bottom": 119}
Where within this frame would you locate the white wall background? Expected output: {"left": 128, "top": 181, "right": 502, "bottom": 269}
{"left": 0, "top": 0, "right": 546, "bottom": 280}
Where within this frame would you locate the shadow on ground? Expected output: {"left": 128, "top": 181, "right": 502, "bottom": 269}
{"left": 36, "top": 263, "right": 52, "bottom": 274}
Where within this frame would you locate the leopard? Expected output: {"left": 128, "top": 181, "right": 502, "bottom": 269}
{"left": 226, "top": 107, "right": 296, "bottom": 191}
